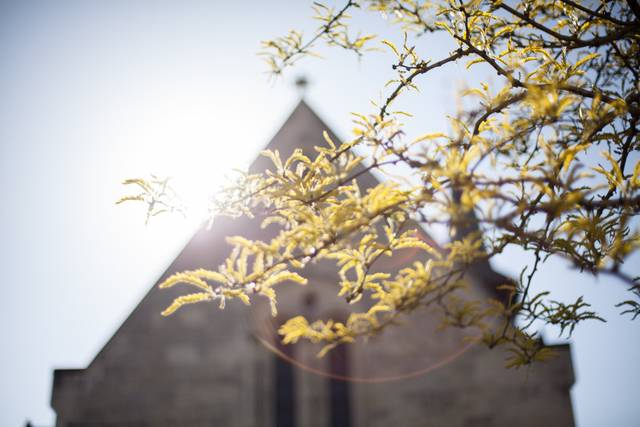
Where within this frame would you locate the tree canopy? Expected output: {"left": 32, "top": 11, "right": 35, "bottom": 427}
{"left": 120, "top": 0, "right": 640, "bottom": 368}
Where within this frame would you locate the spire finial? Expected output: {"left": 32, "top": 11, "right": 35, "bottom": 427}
{"left": 294, "top": 75, "right": 310, "bottom": 97}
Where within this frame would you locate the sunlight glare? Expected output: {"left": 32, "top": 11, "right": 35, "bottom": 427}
{"left": 118, "top": 90, "right": 257, "bottom": 237}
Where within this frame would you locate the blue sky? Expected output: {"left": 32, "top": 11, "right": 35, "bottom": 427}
{"left": 0, "top": 1, "right": 638, "bottom": 426}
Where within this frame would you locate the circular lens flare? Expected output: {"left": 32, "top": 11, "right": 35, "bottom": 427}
{"left": 247, "top": 232, "right": 478, "bottom": 384}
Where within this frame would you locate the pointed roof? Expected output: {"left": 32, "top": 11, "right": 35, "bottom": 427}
{"left": 66, "top": 99, "right": 506, "bottom": 368}
{"left": 54, "top": 100, "right": 507, "bottom": 393}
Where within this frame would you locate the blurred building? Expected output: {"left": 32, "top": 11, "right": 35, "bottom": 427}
{"left": 51, "top": 101, "right": 575, "bottom": 427}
